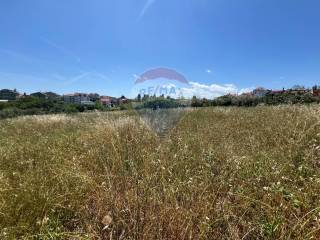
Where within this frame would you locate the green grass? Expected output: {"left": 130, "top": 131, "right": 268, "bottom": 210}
{"left": 0, "top": 106, "right": 320, "bottom": 239}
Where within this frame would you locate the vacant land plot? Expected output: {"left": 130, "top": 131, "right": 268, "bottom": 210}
{"left": 0, "top": 106, "right": 320, "bottom": 239}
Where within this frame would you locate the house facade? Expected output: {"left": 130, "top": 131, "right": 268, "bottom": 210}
{"left": 88, "top": 93, "right": 100, "bottom": 102}
{"left": 100, "top": 96, "right": 117, "bottom": 107}
{"left": 312, "top": 86, "right": 320, "bottom": 97}
{"left": 63, "top": 93, "right": 91, "bottom": 104}
{"left": 117, "top": 96, "right": 129, "bottom": 105}
{"left": 0, "top": 89, "right": 19, "bottom": 100}
{"left": 252, "top": 87, "right": 270, "bottom": 97}
{"left": 287, "top": 88, "right": 309, "bottom": 95}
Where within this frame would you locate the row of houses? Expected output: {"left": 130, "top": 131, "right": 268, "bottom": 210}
{"left": 0, "top": 89, "right": 129, "bottom": 107}
{"left": 63, "top": 93, "right": 129, "bottom": 106}
{"left": 1, "top": 86, "right": 319, "bottom": 104}
{"left": 245, "top": 86, "right": 320, "bottom": 97}
{"left": 0, "top": 89, "right": 61, "bottom": 101}
{"left": 0, "top": 89, "right": 21, "bottom": 101}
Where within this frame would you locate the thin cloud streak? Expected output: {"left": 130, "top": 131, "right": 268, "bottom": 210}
{"left": 0, "top": 70, "right": 113, "bottom": 95}
{"left": 53, "top": 72, "right": 111, "bottom": 86}
{"left": 0, "top": 71, "right": 46, "bottom": 83}
{"left": 64, "top": 72, "right": 90, "bottom": 85}
{"left": 139, "top": 0, "right": 156, "bottom": 19}
{"left": 42, "top": 37, "right": 81, "bottom": 63}
{"left": 0, "top": 49, "right": 43, "bottom": 64}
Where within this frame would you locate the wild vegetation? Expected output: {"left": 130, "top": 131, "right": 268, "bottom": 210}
{"left": 0, "top": 106, "right": 320, "bottom": 239}
{"left": 0, "top": 96, "right": 108, "bottom": 119}
{"left": 210, "top": 92, "right": 319, "bottom": 107}
{"left": 0, "top": 94, "right": 183, "bottom": 120}
{"left": 1, "top": 85, "right": 320, "bottom": 120}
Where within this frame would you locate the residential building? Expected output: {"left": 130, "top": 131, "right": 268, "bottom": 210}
{"left": 63, "top": 93, "right": 90, "bottom": 104}
{"left": 287, "top": 87, "right": 309, "bottom": 95}
{"left": 100, "top": 96, "right": 117, "bottom": 107}
{"left": 313, "top": 86, "right": 320, "bottom": 97}
{"left": 252, "top": 87, "right": 270, "bottom": 97}
{"left": 0, "top": 89, "right": 19, "bottom": 100}
{"left": 267, "top": 89, "right": 285, "bottom": 95}
{"left": 117, "top": 96, "right": 129, "bottom": 104}
{"left": 63, "top": 94, "right": 75, "bottom": 103}
{"left": 80, "top": 101, "right": 95, "bottom": 106}
{"left": 88, "top": 93, "right": 100, "bottom": 102}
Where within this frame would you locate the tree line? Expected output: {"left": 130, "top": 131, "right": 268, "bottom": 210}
{"left": 191, "top": 90, "right": 320, "bottom": 107}
{"left": 0, "top": 86, "right": 319, "bottom": 119}
{"left": 0, "top": 96, "right": 107, "bottom": 119}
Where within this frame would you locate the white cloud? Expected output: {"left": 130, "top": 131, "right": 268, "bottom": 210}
{"left": 132, "top": 74, "right": 139, "bottom": 79}
{"left": 180, "top": 81, "right": 253, "bottom": 99}
{"left": 206, "top": 69, "right": 212, "bottom": 74}
{"left": 238, "top": 87, "right": 255, "bottom": 94}
{"left": 131, "top": 79, "right": 254, "bottom": 99}
{"left": 139, "top": 0, "right": 156, "bottom": 19}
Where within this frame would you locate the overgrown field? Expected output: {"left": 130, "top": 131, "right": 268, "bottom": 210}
{"left": 0, "top": 106, "right": 320, "bottom": 239}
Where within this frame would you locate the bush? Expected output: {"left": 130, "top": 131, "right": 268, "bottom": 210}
{"left": 140, "top": 98, "right": 181, "bottom": 109}
{"left": 0, "top": 102, "right": 6, "bottom": 111}
{"left": 63, "top": 104, "right": 79, "bottom": 114}
{"left": 0, "top": 107, "right": 21, "bottom": 119}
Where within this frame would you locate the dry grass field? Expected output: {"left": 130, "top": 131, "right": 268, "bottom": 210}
{"left": 0, "top": 106, "right": 320, "bottom": 239}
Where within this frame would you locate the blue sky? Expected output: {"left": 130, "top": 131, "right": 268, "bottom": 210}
{"left": 0, "top": 0, "right": 319, "bottom": 98}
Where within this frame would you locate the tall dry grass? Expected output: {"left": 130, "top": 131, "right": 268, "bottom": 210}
{"left": 0, "top": 106, "right": 319, "bottom": 239}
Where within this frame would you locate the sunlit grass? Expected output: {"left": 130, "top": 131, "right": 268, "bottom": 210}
{"left": 0, "top": 106, "right": 320, "bottom": 239}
